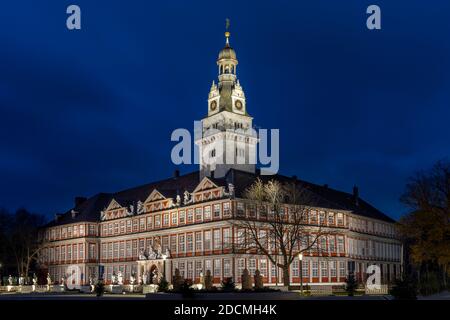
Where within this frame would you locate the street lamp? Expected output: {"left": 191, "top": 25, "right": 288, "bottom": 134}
{"left": 161, "top": 254, "right": 167, "bottom": 279}
{"left": 298, "top": 253, "right": 303, "bottom": 295}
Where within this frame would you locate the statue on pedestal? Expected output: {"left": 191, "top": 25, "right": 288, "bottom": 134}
{"left": 117, "top": 271, "right": 123, "bottom": 285}
{"left": 89, "top": 275, "right": 95, "bottom": 292}
{"left": 139, "top": 248, "right": 147, "bottom": 260}
{"left": 130, "top": 274, "right": 136, "bottom": 286}
{"left": 47, "top": 273, "right": 52, "bottom": 285}
{"left": 8, "top": 275, "right": 13, "bottom": 286}
{"left": 18, "top": 275, "right": 24, "bottom": 286}
{"left": 142, "top": 271, "right": 148, "bottom": 285}
{"left": 111, "top": 272, "right": 118, "bottom": 285}
{"left": 148, "top": 246, "right": 155, "bottom": 259}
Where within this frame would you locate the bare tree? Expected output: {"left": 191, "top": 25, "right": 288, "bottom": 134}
{"left": 232, "top": 178, "right": 333, "bottom": 287}
{"left": 7, "top": 209, "right": 46, "bottom": 278}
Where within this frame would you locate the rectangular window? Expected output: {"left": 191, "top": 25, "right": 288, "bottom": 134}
{"left": 171, "top": 212, "right": 178, "bottom": 225}
{"left": 319, "top": 211, "right": 325, "bottom": 225}
{"left": 204, "top": 206, "right": 211, "bottom": 220}
{"left": 205, "top": 260, "right": 212, "bottom": 274}
{"left": 328, "top": 212, "right": 335, "bottom": 225}
{"left": 133, "top": 219, "right": 138, "bottom": 232}
{"left": 67, "top": 245, "right": 72, "bottom": 261}
{"left": 126, "top": 220, "right": 132, "bottom": 233}
{"left": 187, "top": 261, "right": 193, "bottom": 280}
{"left": 248, "top": 204, "right": 256, "bottom": 218}
{"left": 330, "top": 261, "right": 337, "bottom": 277}
{"left": 79, "top": 244, "right": 84, "bottom": 260}
{"left": 195, "top": 232, "right": 202, "bottom": 252}
{"left": 310, "top": 210, "right": 317, "bottom": 224}
{"left": 186, "top": 233, "right": 193, "bottom": 252}
{"left": 195, "top": 208, "right": 202, "bottom": 222}
{"left": 120, "top": 221, "right": 125, "bottom": 233}
{"left": 259, "top": 205, "right": 267, "bottom": 218}
{"left": 238, "top": 258, "right": 245, "bottom": 277}
{"left": 126, "top": 241, "right": 131, "bottom": 258}
{"left": 154, "top": 215, "right": 161, "bottom": 228}
{"left": 187, "top": 209, "right": 194, "bottom": 223}
{"left": 224, "top": 259, "right": 231, "bottom": 277}
{"left": 146, "top": 216, "right": 152, "bottom": 230}
{"left": 213, "top": 229, "right": 221, "bottom": 250}
{"left": 339, "top": 261, "right": 346, "bottom": 278}
{"left": 223, "top": 228, "right": 231, "bottom": 249}
{"left": 119, "top": 242, "right": 125, "bottom": 258}
{"left": 223, "top": 202, "right": 231, "bottom": 216}
{"left": 204, "top": 230, "right": 212, "bottom": 251}
{"left": 132, "top": 240, "right": 138, "bottom": 257}
{"left": 329, "top": 236, "right": 336, "bottom": 253}
{"left": 213, "top": 204, "right": 221, "bottom": 218}
{"left": 140, "top": 218, "right": 145, "bottom": 231}
{"left": 312, "top": 261, "right": 319, "bottom": 277}
{"left": 259, "top": 259, "right": 267, "bottom": 277}
{"left": 248, "top": 258, "right": 256, "bottom": 276}
{"left": 292, "top": 259, "right": 299, "bottom": 277}
{"left": 302, "top": 260, "right": 309, "bottom": 277}
{"left": 179, "top": 261, "right": 186, "bottom": 278}
{"left": 170, "top": 235, "right": 177, "bottom": 254}
{"left": 237, "top": 202, "right": 245, "bottom": 217}
{"left": 179, "top": 210, "right": 186, "bottom": 224}
{"left": 163, "top": 214, "right": 169, "bottom": 226}
{"left": 214, "top": 259, "right": 221, "bottom": 277}
{"left": 61, "top": 246, "right": 66, "bottom": 261}
{"left": 113, "top": 243, "right": 119, "bottom": 259}
{"left": 337, "top": 236, "right": 344, "bottom": 253}
{"left": 321, "top": 236, "right": 327, "bottom": 253}
{"left": 162, "top": 236, "right": 169, "bottom": 253}
{"left": 73, "top": 225, "right": 78, "bottom": 237}
{"left": 320, "top": 261, "right": 328, "bottom": 278}
{"left": 178, "top": 234, "right": 185, "bottom": 253}
{"left": 337, "top": 213, "right": 344, "bottom": 225}
{"left": 195, "top": 260, "right": 203, "bottom": 278}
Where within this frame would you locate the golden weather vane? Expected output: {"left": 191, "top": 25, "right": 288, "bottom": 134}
{"left": 225, "top": 18, "right": 231, "bottom": 45}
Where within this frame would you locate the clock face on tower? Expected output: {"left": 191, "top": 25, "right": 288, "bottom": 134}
{"left": 235, "top": 100, "right": 243, "bottom": 110}
{"left": 210, "top": 100, "right": 217, "bottom": 111}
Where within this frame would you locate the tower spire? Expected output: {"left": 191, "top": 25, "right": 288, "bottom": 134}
{"left": 225, "top": 18, "right": 230, "bottom": 46}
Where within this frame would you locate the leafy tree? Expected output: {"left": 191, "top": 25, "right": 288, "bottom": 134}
{"left": 399, "top": 160, "right": 450, "bottom": 291}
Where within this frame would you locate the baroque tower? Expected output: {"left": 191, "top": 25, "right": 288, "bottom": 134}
{"left": 196, "top": 25, "right": 258, "bottom": 180}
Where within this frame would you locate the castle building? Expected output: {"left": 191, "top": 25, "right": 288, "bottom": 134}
{"left": 39, "top": 28, "right": 402, "bottom": 288}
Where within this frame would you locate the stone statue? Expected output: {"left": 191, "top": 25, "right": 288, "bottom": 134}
{"left": 199, "top": 271, "right": 204, "bottom": 288}
{"left": 117, "top": 271, "right": 123, "bottom": 285}
{"left": 32, "top": 274, "right": 38, "bottom": 285}
{"left": 183, "top": 191, "right": 191, "bottom": 205}
{"left": 19, "top": 275, "right": 24, "bottom": 286}
{"left": 142, "top": 272, "right": 148, "bottom": 285}
{"left": 153, "top": 238, "right": 162, "bottom": 258}
{"left": 254, "top": 269, "right": 264, "bottom": 290}
{"left": 47, "top": 273, "right": 52, "bottom": 285}
{"left": 164, "top": 248, "right": 170, "bottom": 259}
{"left": 130, "top": 274, "right": 136, "bottom": 285}
{"left": 8, "top": 275, "right": 13, "bottom": 286}
{"left": 176, "top": 195, "right": 181, "bottom": 206}
{"left": 148, "top": 246, "right": 155, "bottom": 259}
{"left": 241, "top": 268, "right": 252, "bottom": 290}
{"left": 139, "top": 248, "right": 147, "bottom": 260}
{"left": 228, "top": 183, "right": 235, "bottom": 198}
{"left": 89, "top": 275, "right": 95, "bottom": 292}
{"left": 61, "top": 275, "right": 66, "bottom": 287}
{"left": 137, "top": 201, "right": 144, "bottom": 214}
{"left": 204, "top": 270, "right": 213, "bottom": 290}
{"left": 151, "top": 269, "right": 159, "bottom": 284}
{"left": 111, "top": 272, "right": 117, "bottom": 285}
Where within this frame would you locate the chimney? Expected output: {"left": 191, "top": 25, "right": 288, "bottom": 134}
{"left": 173, "top": 169, "right": 180, "bottom": 179}
{"left": 74, "top": 196, "right": 87, "bottom": 208}
{"left": 353, "top": 185, "right": 359, "bottom": 206}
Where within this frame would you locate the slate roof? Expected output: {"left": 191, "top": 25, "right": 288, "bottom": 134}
{"left": 44, "top": 168, "right": 395, "bottom": 228}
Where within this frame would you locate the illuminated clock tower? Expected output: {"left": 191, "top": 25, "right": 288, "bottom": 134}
{"left": 196, "top": 24, "right": 258, "bottom": 180}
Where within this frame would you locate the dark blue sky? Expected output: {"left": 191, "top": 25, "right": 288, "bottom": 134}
{"left": 0, "top": 0, "right": 449, "bottom": 220}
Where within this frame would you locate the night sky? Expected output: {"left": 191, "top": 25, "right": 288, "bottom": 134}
{"left": 1, "top": 0, "right": 449, "bottom": 221}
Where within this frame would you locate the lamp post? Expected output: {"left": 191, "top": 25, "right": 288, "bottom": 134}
{"left": 298, "top": 253, "right": 303, "bottom": 295}
{"left": 162, "top": 254, "right": 167, "bottom": 280}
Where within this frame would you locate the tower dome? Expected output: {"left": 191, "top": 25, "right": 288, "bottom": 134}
{"left": 218, "top": 45, "right": 237, "bottom": 61}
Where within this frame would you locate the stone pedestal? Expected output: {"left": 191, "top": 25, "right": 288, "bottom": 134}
{"left": 142, "top": 284, "right": 159, "bottom": 294}
{"left": 109, "top": 285, "right": 124, "bottom": 294}
{"left": 79, "top": 285, "right": 92, "bottom": 293}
